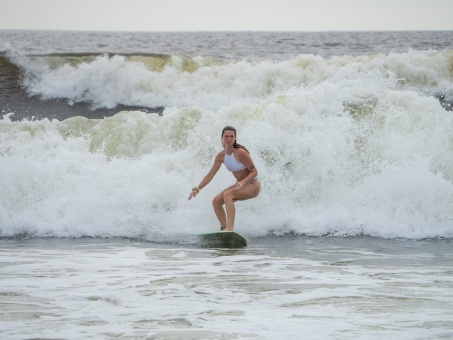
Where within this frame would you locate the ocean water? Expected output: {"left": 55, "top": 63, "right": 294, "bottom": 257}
{"left": 1, "top": 237, "right": 452, "bottom": 339}
{"left": 1, "top": 30, "right": 453, "bottom": 339}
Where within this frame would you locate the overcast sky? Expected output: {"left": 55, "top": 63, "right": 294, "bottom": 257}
{"left": 1, "top": 0, "right": 452, "bottom": 31}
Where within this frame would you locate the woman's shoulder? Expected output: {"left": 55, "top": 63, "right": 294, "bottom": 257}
{"left": 235, "top": 147, "right": 250, "bottom": 158}
{"left": 215, "top": 150, "right": 226, "bottom": 162}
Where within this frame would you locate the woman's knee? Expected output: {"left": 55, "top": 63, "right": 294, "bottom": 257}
{"left": 212, "top": 194, "right": 224, "bottom": 207}
{"left": 222, "top": 190, "right": 234, "bottom": 202}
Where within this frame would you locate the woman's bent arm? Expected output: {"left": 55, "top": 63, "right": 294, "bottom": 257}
{"left": 188, "top": 152, "right": 223, "bottom": 200}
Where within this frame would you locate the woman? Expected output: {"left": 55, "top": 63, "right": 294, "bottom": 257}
{"left": 188, "top": 126, "right": 261, "bottom": 231}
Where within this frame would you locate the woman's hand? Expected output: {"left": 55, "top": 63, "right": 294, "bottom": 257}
{"left": 188, "top": 187, "right": 200, "bottom": 200}
{"left": 234, "top": 181, "right": 244, "bottom": 190}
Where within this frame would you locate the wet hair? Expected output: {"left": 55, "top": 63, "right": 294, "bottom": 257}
{"left": 221, "top": 126, "right": 249, "bottom": 154}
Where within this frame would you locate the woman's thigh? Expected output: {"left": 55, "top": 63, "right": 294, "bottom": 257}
{"left": 226, "top": 181, "right": 261, "bottom": 202}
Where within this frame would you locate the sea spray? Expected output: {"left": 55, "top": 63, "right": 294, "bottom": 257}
{"left": 1, "top": 76, "right": 453, "bottom": 239}
{"left": 4, "top": 49, "right": 453, "bottom": 112}
{"left": 1, "top": 47, "right": 453, "bottom": 239}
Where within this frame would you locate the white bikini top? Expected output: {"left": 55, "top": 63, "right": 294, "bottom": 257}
{"left": 224, "top": 151, "right": 246, "bottom": 172}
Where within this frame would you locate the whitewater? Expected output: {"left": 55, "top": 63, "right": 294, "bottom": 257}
{"left": 1, "top": 49, "right": 453, "bottom": 239}
{"left": 1, "top": 30, "right": 453, "bottom": 339}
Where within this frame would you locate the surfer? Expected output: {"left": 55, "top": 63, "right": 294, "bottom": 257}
{"left": 188, "top": 126, "right": 261, "bottom": 231}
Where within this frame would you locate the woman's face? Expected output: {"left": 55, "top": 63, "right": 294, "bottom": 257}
{"left": 222, "top": 130, "right": 236, "bottom": 146}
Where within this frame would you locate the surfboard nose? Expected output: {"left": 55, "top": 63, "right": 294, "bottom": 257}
{"left": 198, "top": 231, "right": 247, "bottom": 248}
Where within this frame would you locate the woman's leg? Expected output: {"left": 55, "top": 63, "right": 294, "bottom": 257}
{"left": 223, "top": 181, "right": 261, "bottom": 231}
{"left": 212, "top": 192, "right": 227, "bottom": 229}
{"left": 212, "top": 184, "right": 234, "bottom": 229}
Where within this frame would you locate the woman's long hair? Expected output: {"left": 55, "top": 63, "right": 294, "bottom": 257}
{"left": 221, "top": 126, "right": 250, "bottom": 154}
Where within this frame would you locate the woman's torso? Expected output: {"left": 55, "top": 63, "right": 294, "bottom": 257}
{"left": 222, "top": 149, "right": 252, "bottom": 182}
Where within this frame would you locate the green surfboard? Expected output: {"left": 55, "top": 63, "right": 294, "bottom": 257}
{"left": 198, "top": 231, "right": 247, "bottom": 248}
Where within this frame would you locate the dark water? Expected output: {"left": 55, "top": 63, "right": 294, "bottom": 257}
{"left": 2, "top": 30, "right": 453, "bottom": 59}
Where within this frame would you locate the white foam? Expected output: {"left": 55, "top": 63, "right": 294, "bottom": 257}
{"left": 12, "top": 50, "right": 453, "bottom": 111}
{"left": 2, "top": 50, "right": 453, "bottom": 239}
